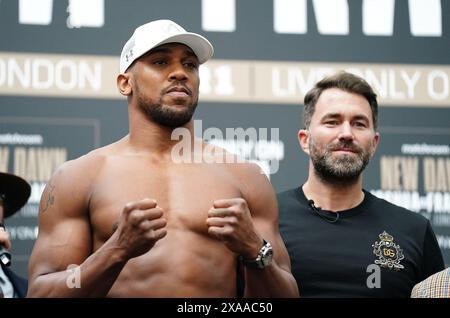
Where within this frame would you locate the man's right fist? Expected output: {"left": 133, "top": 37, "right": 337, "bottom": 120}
{"left": 114, "top": 198, "right": 167, "bottom": 259}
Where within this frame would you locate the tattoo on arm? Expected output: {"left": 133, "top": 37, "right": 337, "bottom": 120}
{"left": 41, "top": 182, "right": 55, "bottom": 213}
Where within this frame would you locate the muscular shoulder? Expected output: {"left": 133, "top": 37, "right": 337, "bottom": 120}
{"left": 224, "top": 160, "right": 277, "bottom": 218}
{"left": 224, "top": 160, "right": 269, "bottom": 192}
{"left": 198, "top": 141, "right": 277, "bottom": 215}
{"left": 201, "top": 141, "right": 268, "bottom": 185}
{"left": 40, "top": 142, "right": 120, "bottom": 214}
{"left": 57, "top": 139, "right": 125, "bottom": 177}
{"left": 54, "top": 145, "right": 110, "bottom": 182}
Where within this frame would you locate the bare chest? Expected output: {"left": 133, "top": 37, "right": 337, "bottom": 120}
{"left": 88, "top": 159, "right": 242, "bottom": 243}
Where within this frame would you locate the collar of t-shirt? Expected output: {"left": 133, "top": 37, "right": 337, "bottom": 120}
{"left": 297, "top": 186, "right": 375, "bottom": 219}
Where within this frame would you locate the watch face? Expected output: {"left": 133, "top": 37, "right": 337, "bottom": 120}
{"left": 261, "top": 244, "right": 273, "bottom": 266}
{"left": 242, "top": 240, "right": 273, "bottom": 269}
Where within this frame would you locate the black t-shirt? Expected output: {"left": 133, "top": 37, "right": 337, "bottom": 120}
{"left": 278, "top": 187, "right": 445, "bottom": 298}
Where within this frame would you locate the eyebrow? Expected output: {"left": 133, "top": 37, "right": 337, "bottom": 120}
{"left": 353, "top": 115, "right": 370, "bottom": 123}
{"left": 320, "top": 113, "right": 341, "bottom": 121}
{"left": 321, "top": 113, "right": 370, "bottom": 123}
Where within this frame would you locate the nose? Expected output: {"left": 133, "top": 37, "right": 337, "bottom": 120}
{"left": 169, "top": 63, "right": 188, "bottom": 82}
{"left": 337, "top": 121, "right": 354, "bottom": 142}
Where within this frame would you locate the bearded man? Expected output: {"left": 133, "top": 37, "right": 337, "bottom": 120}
{"left": 27, "top": 20, "right": 298, "bottom": 298}
{"left": 277, "top": 71, "right": 444, "bottom": 298}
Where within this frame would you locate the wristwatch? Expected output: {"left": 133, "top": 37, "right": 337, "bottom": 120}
{"left": 241, "top": 239, "right": 273, "bottom": 269}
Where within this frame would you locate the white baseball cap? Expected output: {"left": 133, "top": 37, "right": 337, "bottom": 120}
{"left": 119, "top": 19, "right": 214, "bottom": 73}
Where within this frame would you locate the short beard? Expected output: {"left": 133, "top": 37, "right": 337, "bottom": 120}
{"left": 136, "top": 87, "right": 198, "bottom": 128}
{"left": 310, "top": 138, "right": 371, "bottom": 185}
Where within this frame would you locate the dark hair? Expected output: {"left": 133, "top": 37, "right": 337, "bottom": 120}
{"left": 303, "top": 71, "right": 378, "bottom": 129}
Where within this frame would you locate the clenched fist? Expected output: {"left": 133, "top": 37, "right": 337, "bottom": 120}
{"left": 112, "top": 198, "right": 167, "bottom": 260}
{"left": 206, "top": 198, "right": 263, "bottom": 259}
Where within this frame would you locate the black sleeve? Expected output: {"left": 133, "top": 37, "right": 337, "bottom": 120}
{"left": 421, "top": 220, "right": 445, "bottom": 280}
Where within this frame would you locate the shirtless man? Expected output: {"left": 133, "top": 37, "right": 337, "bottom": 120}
{"left": 27, "top": 19, "right": 298, "bottom": 297}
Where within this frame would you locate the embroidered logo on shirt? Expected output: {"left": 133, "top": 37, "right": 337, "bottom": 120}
{"left": 372, "top": 231, "right": 405, "bottom": 271}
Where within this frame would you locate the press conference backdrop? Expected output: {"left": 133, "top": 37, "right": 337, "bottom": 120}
{"left": 1, "top": 0, "right": 449, "bottom": 278}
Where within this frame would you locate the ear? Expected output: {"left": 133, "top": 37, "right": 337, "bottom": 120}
{"left": 370, "top": 131, "right": 380, "bottom": 157}
{"left": 298, "top": 129, "right": 310, "bottom": 155}
{"left": 117, "top": 73, "right": 132, "bottom": 96}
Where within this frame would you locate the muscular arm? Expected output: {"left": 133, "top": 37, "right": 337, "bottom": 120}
{"left": 207, "top": 163, "right": 299, "bottom": 297}
{"left": 239, "top": 164, "right": 299, "bottom": 298}
{"left": 27, "top": 159, "right": 128, "bottom": 297}
{"left": 27, "top": 156, "right": 166, "bottom": 298}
